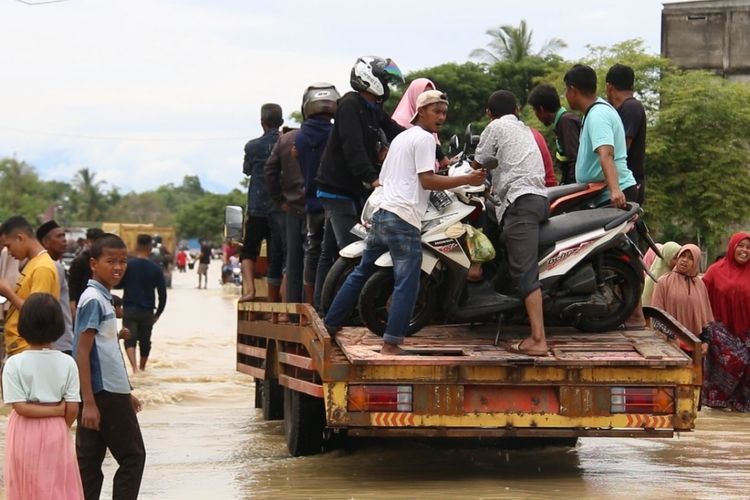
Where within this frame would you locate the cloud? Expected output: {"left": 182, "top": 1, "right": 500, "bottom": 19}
{"left": 1, "top": 0, "right": 665, "bottom": 193}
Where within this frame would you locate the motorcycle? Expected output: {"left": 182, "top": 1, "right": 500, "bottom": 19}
{"left": 319, "top": 126, "right": 608, "bottom": 315}
{"left": 221, "top": 256, "right": 242, "bottom": 286}
{"left": 356, "top": 173, "right": 659, "bottom": 335}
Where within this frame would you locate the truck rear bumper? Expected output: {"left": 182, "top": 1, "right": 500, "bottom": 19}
{"left": 346, "top": 427, "right": 677, "bottom": 438}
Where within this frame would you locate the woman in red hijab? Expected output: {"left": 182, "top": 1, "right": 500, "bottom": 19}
{"left": 701, "top": 232, "right": 750, "bottom": 411}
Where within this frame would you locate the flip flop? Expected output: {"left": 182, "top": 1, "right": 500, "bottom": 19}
{"left": 507, "top": 340, "right": 548, "bottom": 357}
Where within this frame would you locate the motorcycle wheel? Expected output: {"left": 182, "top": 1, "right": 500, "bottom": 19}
{"left": 320, "top": 257, "right": 360, "bottom": 317}
{"left": 358, "top": 269, "right": 438, "bottom": 337}
{"left": 574, "top": 255, "right": 641, "bottom": 332}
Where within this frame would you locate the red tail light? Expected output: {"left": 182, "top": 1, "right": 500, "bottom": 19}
{"left": 348, "top": 385, "right": 413, "bottom": 412}
{"left": 611, "top": 387, "right": 675, "bottom": 414}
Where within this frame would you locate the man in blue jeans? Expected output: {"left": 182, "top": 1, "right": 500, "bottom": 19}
{"left": 324, "top": 91, "right": 485, "bottom": 354}
{"left": 313, "top": 57, "right": 405, "bottom": 309}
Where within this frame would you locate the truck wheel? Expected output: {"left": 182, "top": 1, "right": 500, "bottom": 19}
{"left": 575, "top": 256, "right": 641, "bottom": 332}
{"left": 358, "top": 269, "right": 437, "bottom": 337}
{"left": 262, "top": 378, "right": 284, "bottom": 420}
{"left": 254, "top": 378, "right": 263, "bottom": 409}
{"left": 284, "top": 388, "right": 325, "bottom": 457}
{"left": 320, "top": 257, "right": 359, "bottom": 318}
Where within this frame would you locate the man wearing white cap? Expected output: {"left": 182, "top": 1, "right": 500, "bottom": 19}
{"left": 324, "top": 90, "right": 486, "bottom": 354}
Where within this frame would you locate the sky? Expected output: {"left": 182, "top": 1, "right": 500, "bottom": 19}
{"left": 1, "top": 0, "right": 687, "bottom": 194}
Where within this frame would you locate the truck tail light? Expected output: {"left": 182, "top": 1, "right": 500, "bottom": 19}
{"left": 610, "top": 387, "right": 675, "bottom": 414}
{"left": 348, "top": 385, "right": 412, "bottom": 412}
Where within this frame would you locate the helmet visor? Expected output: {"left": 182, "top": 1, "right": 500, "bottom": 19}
{"left": 383, "top": 59, "right": 405, "bottom": 84}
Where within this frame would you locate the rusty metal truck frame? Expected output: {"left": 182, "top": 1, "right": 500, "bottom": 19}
{"left": 237, "top": 302, "right": 701, "bottom": 455}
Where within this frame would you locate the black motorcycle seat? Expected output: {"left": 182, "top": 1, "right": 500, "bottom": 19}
{"left": 546, "top": 183, "right": 586, "bottom": 204}
{"left": 539, "top": 205, "right": 636, "bottom": 246}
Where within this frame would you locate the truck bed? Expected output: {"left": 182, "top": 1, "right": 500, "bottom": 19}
{"left": 237, "top": 303, "right": 701, "bottom": 452}
{"left": 335, "top": 324, "right": 692, "bottom": 367}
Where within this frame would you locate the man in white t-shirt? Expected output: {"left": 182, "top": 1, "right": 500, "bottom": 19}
{"left": 324, "top": 90, "right": 486, "bottom": 354}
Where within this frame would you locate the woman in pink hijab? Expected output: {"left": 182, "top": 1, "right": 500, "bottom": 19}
{"left": 392, "top": 78, "right": 449, "bottom": 170}
{"left": 392, "top": 78, "right": 436, "bottom": 127}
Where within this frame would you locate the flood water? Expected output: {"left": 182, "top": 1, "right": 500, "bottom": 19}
{"left": 1, "top": 264, "right": 749, "bottom": 499}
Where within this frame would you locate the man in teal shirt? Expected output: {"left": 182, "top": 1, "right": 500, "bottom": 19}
{"left": 563, "top": 64, "right": 637, "bottom": 208}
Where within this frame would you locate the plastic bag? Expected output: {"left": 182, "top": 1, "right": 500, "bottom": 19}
{"left": 465, "top": 226, "right": 496, "bottom": 263}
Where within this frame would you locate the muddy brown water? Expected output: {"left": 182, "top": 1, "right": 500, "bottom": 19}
{"left": 1, "top": 264, "right": 749, "bottom": 499}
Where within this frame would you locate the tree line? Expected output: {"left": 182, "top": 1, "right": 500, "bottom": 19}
{"left": 383, "top": 26, "right": 750, "bottom": 258}
{"left": 0, "top": 160, "right": 245, "bottom": 242}
{"left": 3, "top": 21, "right": 750, "bottom": 256}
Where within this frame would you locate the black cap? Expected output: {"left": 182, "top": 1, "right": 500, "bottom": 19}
{"left": 36, "top": 220, "right": 60, "bottom": 241}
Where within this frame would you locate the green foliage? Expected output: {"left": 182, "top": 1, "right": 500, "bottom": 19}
{"left": 0, "top": 158, "right": 52, "bottom": 223}
{"left": 646, "top": 70, "right": 750, "bottom": 256}
{"left": 3, "top": 36, "right": 747, "bottom": 259}
{"left": 489, "top": 56, "right": 564, "bottom": 107}
{"left": 154, "top": 175, "right": 205, "bottom": 213}
{"left": 105, "top": 191, "right": 174, "bottom": 226}
{"left": 175, "top": 189, "right": 246, "bottom": 240}
{"left": 388, "top": 62, "right": 496, "bottom": 141}
{"left": 0, "top": 159, "right": 240, "bottom": 242}
{"left": 470, "top": 20, "right": 566, "bottom": 63}
{"left": 582, "top": 39, "right": 673, "bottom": 118}
{"left": 71, "top": 168, "right": 107, "bottom": 222}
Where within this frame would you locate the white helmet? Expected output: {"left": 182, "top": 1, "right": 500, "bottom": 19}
{"left": 350, "top": 56, "right": 404, "bottom": 101}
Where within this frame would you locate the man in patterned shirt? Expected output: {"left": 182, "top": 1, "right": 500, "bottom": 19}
{"left": 474, "top": 90, "right": 549, "bottom": 356}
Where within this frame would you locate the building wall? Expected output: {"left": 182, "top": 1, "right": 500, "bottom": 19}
{"left": 662, "top": 0, "right": 750, "bottom": 78}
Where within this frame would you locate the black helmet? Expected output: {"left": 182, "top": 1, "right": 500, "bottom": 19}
{"left": 301, "top": 82, "right": 341, "bottom": 119}
{"left": 350, "top": 56, "right": 404, "bottom": 102}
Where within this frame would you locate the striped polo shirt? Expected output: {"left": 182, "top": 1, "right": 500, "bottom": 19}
{"left": 74, "top": 279, "right": 131, "bottom": 394}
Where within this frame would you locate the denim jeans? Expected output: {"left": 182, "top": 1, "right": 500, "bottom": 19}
{"left": 324, "top": 210, "right": 422, "bottom": 345}
{"left": 304, "top": 210, "right": 325, "bottom": 287}
{"left": 313, "top": 197, "right": 360, "bottom": 308}
{"left": 267, "top": 209, "right": 286, "bottom": 286}
{"left": 285, "top": 210, "right": 306, "bottom": 303}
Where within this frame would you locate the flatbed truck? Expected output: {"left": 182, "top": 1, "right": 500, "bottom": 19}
{"left": 236, "top": 302, "right": 701, "bottom": 456}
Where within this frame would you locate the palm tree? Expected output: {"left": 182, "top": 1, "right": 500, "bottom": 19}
{"left": 72, "top": 167, "right": 106, "bottom": 222}
{"left": 470, "top": 20, "right": 567, "bottom": 63}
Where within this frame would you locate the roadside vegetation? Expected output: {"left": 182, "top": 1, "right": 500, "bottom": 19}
{"left": 3, "top": 22, "right": 750, "bottom": 255}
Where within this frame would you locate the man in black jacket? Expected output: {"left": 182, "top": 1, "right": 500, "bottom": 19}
{"left": 314, "top": 56, "right": 405, "bottom": 308}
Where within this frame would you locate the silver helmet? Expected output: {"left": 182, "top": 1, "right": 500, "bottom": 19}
{"left": 301, "top": 82, "right": 340, "bottom": 119}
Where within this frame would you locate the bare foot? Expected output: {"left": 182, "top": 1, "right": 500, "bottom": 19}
{"left": 624, "top": 305, "right": 646, "bottom": 329}
{"left": 380, "top": 343, "right": 406, "bottom": 355}
{"left": 239, "top": 288, "right": 256, "bottom": 302}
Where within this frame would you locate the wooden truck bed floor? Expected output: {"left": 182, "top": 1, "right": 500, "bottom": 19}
{"left": 335, "top": 324, "right": 691, "bottom": 367}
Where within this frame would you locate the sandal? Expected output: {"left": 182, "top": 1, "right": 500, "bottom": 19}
{"left": 507, "top": 340, "right": 548, "bottom": 357}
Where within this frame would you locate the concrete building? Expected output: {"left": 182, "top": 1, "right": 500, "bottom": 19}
{"left": 662, "top": 0, "right": 750, "bottom": 82}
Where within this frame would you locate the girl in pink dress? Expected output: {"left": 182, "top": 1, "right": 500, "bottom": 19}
{"left": 2, "top": 293, "right": 83, "bottom": 500}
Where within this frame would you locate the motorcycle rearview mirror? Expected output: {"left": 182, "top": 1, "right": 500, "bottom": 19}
{"left": 449, "top": 134, "right": 459, "bottom": 153}
{"left": 463, "top": 124, "right": 473, "bottom": 153}
{"left": 224, "top": 205, "right": 244, "bottom": 243}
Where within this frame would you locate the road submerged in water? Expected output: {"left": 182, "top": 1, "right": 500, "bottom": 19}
{"left": 1, "top": 264, "right": 749, "bottom": 499}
